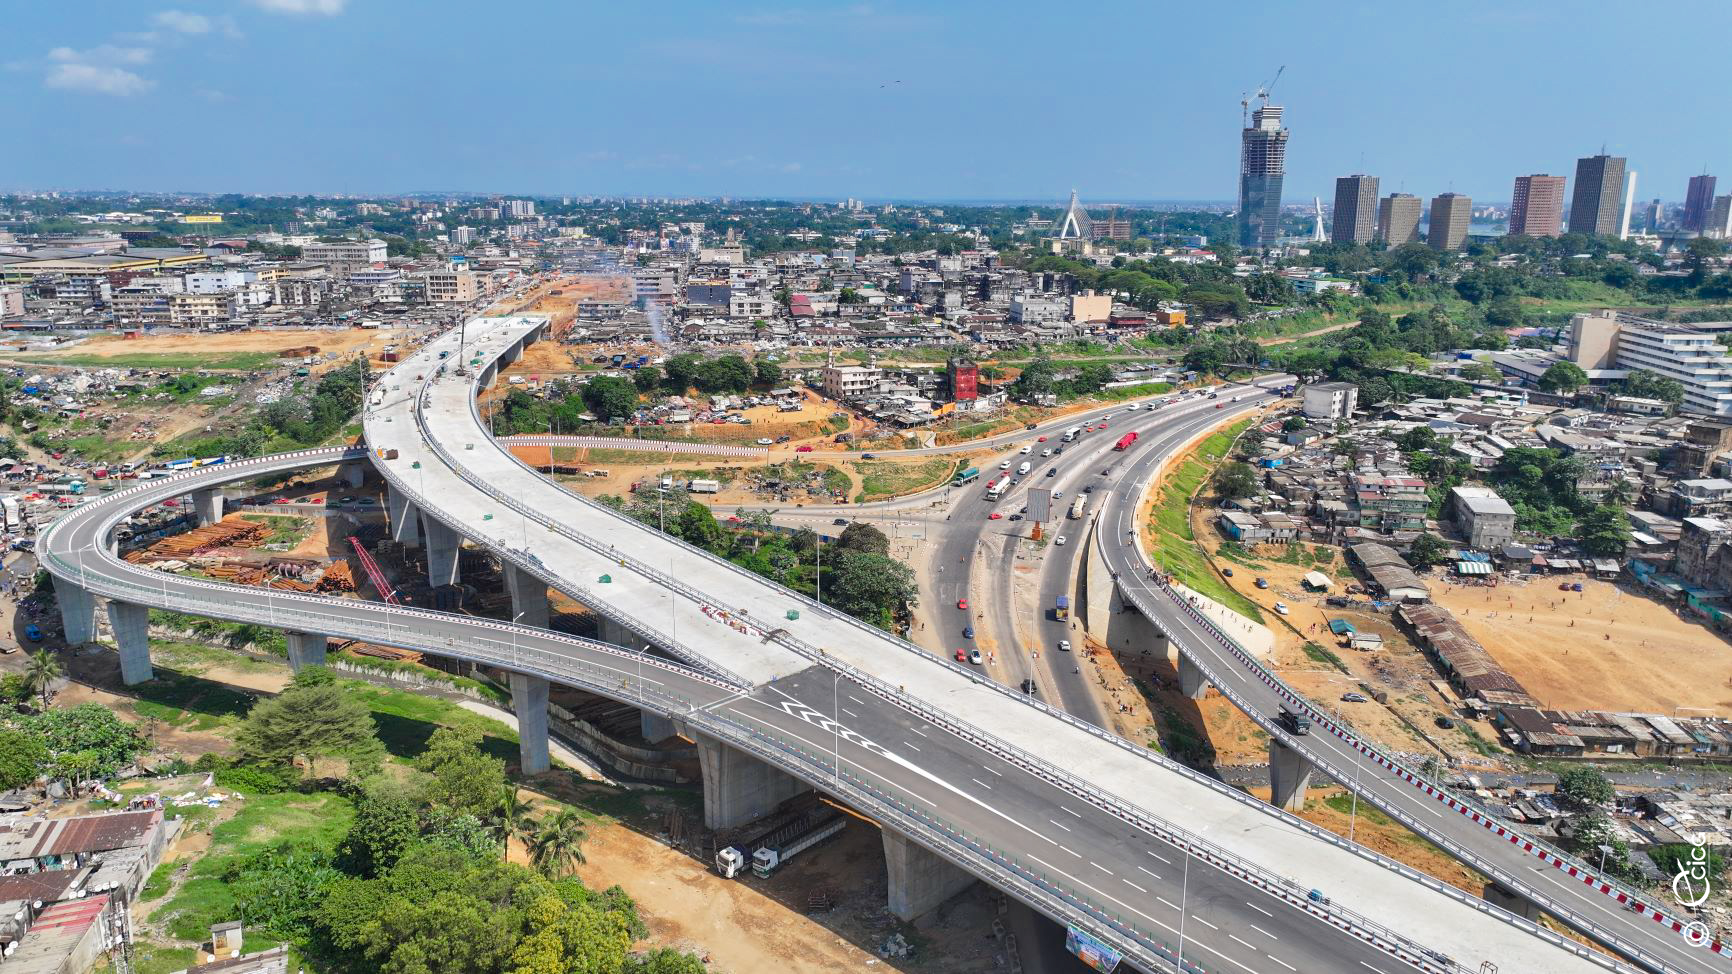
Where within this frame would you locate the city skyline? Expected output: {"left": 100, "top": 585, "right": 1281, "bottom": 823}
{"left": 5, "top": 1, "right": 1730, "bottom": 203}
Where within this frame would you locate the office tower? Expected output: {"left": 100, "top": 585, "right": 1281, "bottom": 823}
{"left": 1644, "top": 199, "right": 1664, "bottom": 232}
{"left": 1710, "top": 196, "right": 1732, "bottom": 240}
{"left": 1684, "top": 175, "right": 1718, "bottom": 233}
{"left": 1237, "top": 103, "right": 1288, "bottom": 249}
{"left": 1508, "top": 174, "right": 1566, "bottom": 237}
{"left": 1568, "top": 153, "right": 1627, "bottom": 236}
{"left": 1428, "top": 193, "right": 1472, "bottom": 252}
{"left": 1330, "top": 174, "right": 1379, "bottom": 244}
{"left": 1378, "top": 194, "right": 1422, "bottom": 246}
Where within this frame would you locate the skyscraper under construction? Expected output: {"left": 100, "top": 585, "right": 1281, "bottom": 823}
{"left": 1238, "top": 102, "right": 1288, "bottom": 250}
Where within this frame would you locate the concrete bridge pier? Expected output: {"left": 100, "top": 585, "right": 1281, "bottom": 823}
{"left": 192, "top": 489, "right": 224, "bottom": 526}
{"left": 285, "top": 632, "right": 328, "bottom": 672}
{"left": 504, "top": 565, "right": 549, "bottom": 630}
{"left": 387, "top": 485, "right": 421, "bottom": 546}
{"left": 596, "top": 616, "right": 647, "bottom": 652}
{"left": 1176, "top": 654, "right": 1210, "bottom": 700}
{"left": 1483, "top": 883, "right": 1543, "bottom": 921}
{"left": 57, "top": 584, "right": 99, "bottom": 646}
{"left": 640, "top": 711, "right": 676, "bottom": 743}
{"left": 421, "top": 514, "right": 461, "bottom": 587}
{"left": 510, "top": 672, "right": 551, "bottom": 774}
{"left": 106, "top": 601, "right": 153, "bottom": 685}
{"left": 1268, "top": 738, "right": 1313, "bottom": 812}
{"left": 339, "top": 463, "right": 366, "bottom": 489}
{"left": 691, "top": 733, "right": 810, "bottom": 829}
{"left": 883, "top": 830, "right": 977, "bottom": 921}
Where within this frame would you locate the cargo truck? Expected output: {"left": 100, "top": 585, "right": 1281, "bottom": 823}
{"left": 952, "top": 466, "right": 980, "bottom": 486}
{"left": 1113, "top": 431, "right": 1139, "bottom": 451}
{"left": 1067, "top": 495, "right": 1086, "bottom": 519}
{"left": 985, "top": 477, "right": 1008, "bottom": 500}
{"left": 1016, "top": 461, "right": 1032, "bottom": 476}
{"left": 1054, "top": 595, "right": 1069, "bottom": 620}
{"left": 752, "top": 811, "right": 846, "bottom": 878}
{"left": 715, "top": 804, "right": 844, "bottom": 879}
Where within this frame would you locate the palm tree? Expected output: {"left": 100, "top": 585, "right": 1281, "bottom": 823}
{"left": 494, "top": 786, "right": 536, "bottom": 861}
{"left": 24, "top": 650, "right": 62, "bottom": 711}
{"left": 528, "top": 807, "right": 588, "bottom": 878}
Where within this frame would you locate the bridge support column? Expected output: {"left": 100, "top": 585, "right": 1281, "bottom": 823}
{"left": 387, "top": 486, "right": 421, "bottom": 547}
{"left": 883, "top": 830, "right": 976, "bottom": 921}
{"left": 640, "top": 711, "right": 676, "bottom": 744}
{"left": 504, "top": 565, "right": 549, "bottom": 630}
{"left": 1268, "top": 738, "right": 1313, "bottom": 812}
{"left": 1176, "top": 654, "right": 1210, "bottom": 700}
{"left": 339, "top": 463, "right": 365, "bottom": 489}
{"left": 192, "top": 489, "right": 224, "bottom": 526}
{"left": 421, "top": 514, "right": 460, "bottom": 587}
{"left": 692, "top": 733, "right": 809, "bottom": 829}
{"left": 106, "top": 601, "right": 153, "bottom": 685}
{"left": 285, "top": 632, "right": 328, "bottom": 672}
{"left": 58, "top": 584, "right": 99, "bottom": 646}
{"left": 596, "top": 616, "right": 645, "bottom": 652}
{"left": 1483, "top": 883, "right": 1542, "bottom": 921}
{"left": 510, "top": 673, "right": 551, "bottom": 774}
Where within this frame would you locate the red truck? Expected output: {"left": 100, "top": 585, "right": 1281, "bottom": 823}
{"left": 1113, "top": 431, "right": 1139, "bottom": 451}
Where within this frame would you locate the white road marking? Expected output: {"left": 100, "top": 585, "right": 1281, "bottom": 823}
{"left": 982, "top": 764, "right": 1002, "bottom": 776}
{"left": 1244, "top": 901, "right": 1273, "bottom": 918}
{"left": 1090, "top": 861, "right": 1113, "bottom": 876}
{"left": 847, "top": 694, "right": 867, "bottom": 706}
{"left": 1229, "top": 934, "right": 1257, "bottom": 949}
{"left": 1138, "top": 865, "right": 1162, "bottom": 881}
{"left": 840, "top": 707, "right": 858, "bottom": 718}
{"left": 903, "top": 741, "right": 921, "bottom": 752}
{"left": 1190, "top": 915, "right": 1218, "bottom": 930}
{"left": 1059, "top": 845, "right": 1082, "bottom": 858}
{"left": 1148, "top": 850, "right": 1172, "bottom": 865}
{"left": 1048, "top": 818, "right": 1072, "bottom": 832}
{"left": 1250, "top": 923, "right": 1276, "bottom": 940}
{"left": 1158, "top": 897, "right": 1179, "bottom": 910}
{"left": 1124, "top": 879, "right": 1147, "bottom": 893}
{"left": 1360, "top": 964, "right": 1387, "bottom": 974}
{"left": 1060, "top": 805, "right": 1082, "bottom": 818}
{"left": 971, "top": 778, "right": 993, "bottom": 791}
{"left": 1268, "top": 956, "right": 1296, "bottom": 971}
{"left": 908, "top": 726, "right": 927, "bottom": 737}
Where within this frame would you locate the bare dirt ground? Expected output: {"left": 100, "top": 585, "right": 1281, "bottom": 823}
{"left": 576, "top": 813, "right": 1005, "bottom": 974}
{"left": 1273, "top": 785, "right": 1490, "bottom": 896}
{"left": 1432, "top": 574, "right": 1732, "bottom": 714}
{"left": 7, "top": 327, "right": 393, "bottom": 363}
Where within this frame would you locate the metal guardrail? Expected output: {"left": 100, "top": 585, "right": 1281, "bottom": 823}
{"left": 1095, "top": 498, "right": 1717, "bottom": 972}
{"left": 406, "top": 322, "right": 1591, "bottom": 974}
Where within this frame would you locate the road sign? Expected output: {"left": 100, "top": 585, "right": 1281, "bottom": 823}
{"left": 1064, "top": 926, "right": 1122, "bottom": 972}
{"left": 1027, "top": 487, "right": 1052, "bottom": 522}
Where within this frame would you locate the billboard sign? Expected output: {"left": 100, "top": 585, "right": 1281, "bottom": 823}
{"left": 1064, "top": 926, "right": 1122, "bottom": 972}
{"left": 1027, "top": 487, "right": 1052, "bottom": 522}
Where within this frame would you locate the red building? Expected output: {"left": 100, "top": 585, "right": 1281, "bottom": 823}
{"left": 949, "top": 360, "right": 979, "bottom": 401}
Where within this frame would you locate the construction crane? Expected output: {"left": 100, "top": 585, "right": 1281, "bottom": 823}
{"left": 1241, "top": 64, "right": 1286, "bottom": 124}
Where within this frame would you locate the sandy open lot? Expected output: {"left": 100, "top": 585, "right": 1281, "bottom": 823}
{"left": 13, "top": 327, "right": 392, "bottom": 362}
{"left": 1432, "top": 575, "right": 1732, "bottom": 714}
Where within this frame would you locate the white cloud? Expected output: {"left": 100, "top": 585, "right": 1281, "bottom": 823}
{"left": 50, "top": 45, "right": 152, "bottom": 66}
{"left": 154, "top": 10, "right": 211, "bottom": 32}
{"left": 250, "top": 0, "right": 347, "bottom": 14}
{"left": 46, "top": 62, "right": 154, "bottom": 96}
{"left": 42, "top": 45, "right": 155, "bottom": 95}
{"left": 781, "top": 162, "right": 803, "bottom": 173}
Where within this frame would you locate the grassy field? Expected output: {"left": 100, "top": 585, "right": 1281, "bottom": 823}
{"left": 240, "top": 514, "right": 312, "bottom": 546}
{"left": 856, "top": 456, "right": 956, "bottom": 501}
{"left": 15, "top": 351, "right": 286, "bottom": 371}
{"left": 1143, "top": 419, "right": 1265, "bottom": 623}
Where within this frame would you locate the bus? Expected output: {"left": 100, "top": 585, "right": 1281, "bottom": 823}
{"left": 1061, "top": 427, "right": 1083, "bottom": 443}
{"left": 952, "top": 466, "right": 980, "bottom": 486}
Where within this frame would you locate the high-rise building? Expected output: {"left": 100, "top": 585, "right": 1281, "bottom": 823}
{"left": 1330, "top": 174, "right": 1379, "bottom": 245}
{"left": 1709, "top": 196, "right": 1732, "bottom": 240}
{"left": 1684, "top": 175, "right": 1718, "bottom": 233}
{"left": 1508, "top": 174, "right": 1566, "bottom": 237}
{"left": 1568, "top": 154, "right": 1627, "bottom": 236}
{"left": 1237, "top": 103, "right": 1288, "bottom": 249}
{"left": 1428, "top": 193, "right": 1472, "bottom": 252}
{"left": 1377, "top": 194, "right": 1422, "bottom": 247}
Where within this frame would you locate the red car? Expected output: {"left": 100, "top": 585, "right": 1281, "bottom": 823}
{"left": 957, "top": 598, "right": 969, "bottom": 610}
{"left": 795, "top": 445, "right": 814, "bottom": 452}
{"left": 1214, "top": 403, "right": 1224, "bottom": 409}
{"left": 987, "top": 511, "right": 1003, "bottom": 520}
{"left": 272, "top": 497, "right": 291, "bottom": 505}
{"left": 1037, "top": 435, "right": 1048, "bottom": 442}
{"left": 954, "top": 649, "right": 968, "bottom": 662}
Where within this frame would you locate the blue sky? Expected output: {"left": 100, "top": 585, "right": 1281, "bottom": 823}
{"left": 6, "top": 1, "right": 1727, "bottom": 204}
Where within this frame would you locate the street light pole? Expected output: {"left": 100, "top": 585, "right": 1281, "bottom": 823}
{"left": 1174, "top": 846, "right": 1190, "bottom": 974}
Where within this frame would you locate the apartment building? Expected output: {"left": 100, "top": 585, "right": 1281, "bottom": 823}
{"left": 302, "top": 239, "right": 387, "bottom": 278}
{"left": 1509, "top": 174, "right": 1566, "bottom": 238}
{"left": 1377, "top": 193, "right": 1422, "bottom": 247}
{"left": 821, "top": 363, "right": 882, "bottom": 400}
{"left": 1569, "top": 154, "right": 1627, "bottom": 236}
{"left": 1448, "top": 486, "right": 1518, "bottom": 550}
{"left": 1331, "top": 174, "right": 1379, "bottom": 244}
{"left": 167, "top": 291, "right": 237, "bottom": 324}
{"left": 421, "top": 270, "right": 477, "bottom": 304}
{"left": 1301, "top": 381, "right": 1358, "bottom": 419}
{"left": 1428, "top": 193, "right": 1472, "bottom": 252}
{"left": 0, "top": 285, "right": 22, "bottom": 318}
{"left": 1568, "top": 311, "right": 1732, "bottom": 416}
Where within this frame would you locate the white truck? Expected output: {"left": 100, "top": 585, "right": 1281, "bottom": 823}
{"left": 985, "top": 477, "right": 1008, "bottom": 500}
{"left": 1016, "top": 461, "right": 1032, "bottom": 476}
{"left": 715, "top": 805, "right": 844, "bottom": 879}
{"left": 1067, "top": 496, "right": 1087, "bottom": 519}
{"left": 752, "top": 812, "right": 846, "bottom": 878}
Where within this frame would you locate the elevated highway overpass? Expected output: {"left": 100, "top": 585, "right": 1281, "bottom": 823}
{"left": 37, "top": 312, "right": 1662, "bottom": 974}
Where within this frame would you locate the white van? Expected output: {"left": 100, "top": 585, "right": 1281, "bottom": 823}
{"left": 1019, "top": 445, "right": 1032, "bottom": 455}
{"left": 1017, "top": 461, "right": 1032, "bottom": 476}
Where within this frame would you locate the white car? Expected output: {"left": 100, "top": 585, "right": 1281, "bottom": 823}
{"left": 1127, "top": 403, "right": 1142, "bottom": 411}
{"left": 1041, "top": 449, "right": 1052, "bottom": 458}
{"left": 968, "top": 649, "right": 983, "bottom": 665}
{"left": 999, "top": 460, "right": 1011, "bottom": 470}
{"left": 1054, "top": 535, "right": 1067, "bottom": 547}
{"left": 1019, "top": 445, "right": 1032, "bottom": 455}
{"left": 1057, "top": 639, "right": 1071, "bottom": 652}
{"left": 1274, "top": 602, "right": 1290, "bottom": 616}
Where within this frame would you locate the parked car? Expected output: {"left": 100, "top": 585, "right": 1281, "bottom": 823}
{"left": 1341, "top": 692, "right": 1368, "bottom": 703}
{"left": 958, "top": 598, "right": 969, "bottom": 610}
{"left": 795, "top": 445, "right": 814, "bottom": 452}
{"left": 832, "top": 518, "right": 849, "bottom": 526}
{"left": 1273, "top": 602, "right": 1290, "bottom": 615}
{"left": 1255, "top": 578, "right": 1270, "bottom": 589}
{"left": 1020, "top": 678, "right": 1038, "bottom": 695}
{"left": 954, "top": 649, "right": 968, "bottom": 663}
{"left": 1435, "top": 715, "right": 1456, "bottom": 729}
{"left": 24, "top": 625, "right": 43, "bottom": 642}
{"left": 1222, "top": 567, "right": 1234, "bottom": 577}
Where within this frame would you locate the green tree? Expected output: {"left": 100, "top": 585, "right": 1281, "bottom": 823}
{"left": 24, "top": 649, "right": 62, "bottom": 711}
{"left": 1460, "top": 362, "right": 1503, "bottom": 383}
{"left": 528, "top": 808, "right": 589, "bottom": 878}
{"left": 1408, "top": 532, "right": 1451, "bottom": 569}
{"left": 825, "top": 550, "right": 917, "bottom": 626}
{"left": 1555, "top": 767, "right": 1614, "bottom": 808}
{"left": 337, "top": 795, "right": 423, "bottom": 879}
{"left": 632, "top": 365, "right": 661, "bottom": 392}
{"left": 228, "top": 841, "right": 343, "bottom": 944}
{"left": 835, "top": 521, "right": 890, "bottom": 556}
{"left": 0, "top": 730, "right": 47, "bottom": 790}
{"left": 1620, "top": 368, "right": 1685, "bottom": 406}
{"left": 1212, "top": 461, "right": 1260, "bottom": 501}
{"left": 0, "top": 673, "right": 29, "bottom": 709}
{"left": 753, "top": 358, "right": 782, "bottom": 387}
{"left": 415, "top": 726, "right": 508, "bottom": 816}
{"left": 627, "top": 948, "right": 710, "bottom": 974}
{"left": 236, "top": 666, "right": 384, "bottom": 780}
{"left": 494, "top": 786, "right": 537, "bottom": 861}
{"left": 508, "top": 893, "right": 633, "bottom": 974}
{"left": 1010, "top": 353, "right": 1056, "bottom": 400}
{"left": 1397, "top": 426, "right": 1439, "bottom": 453}
{"left": 675, "top": 500, "right": 725, "bottom": 551}
{"left": 21, "top": 703, "right": 146, "bottom": 777}
{"left": 582, "top": 376, "right": 640, "bottom": 422}
{"left": 1575, "top": 505, "right": 1632, "bottom": 557}
{"left": 1537, "top": 361, "right": 1588, "bottom": 393}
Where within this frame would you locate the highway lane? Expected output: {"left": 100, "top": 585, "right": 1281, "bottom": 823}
{"left": 1093, "top": 425, "right": 1728, "bottom": 974}
{"left": 38, "top": 453, "right": 1442, "bottom": 974}
{"left": 365, "top": 315, "right": 1637, "bottom": 972}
